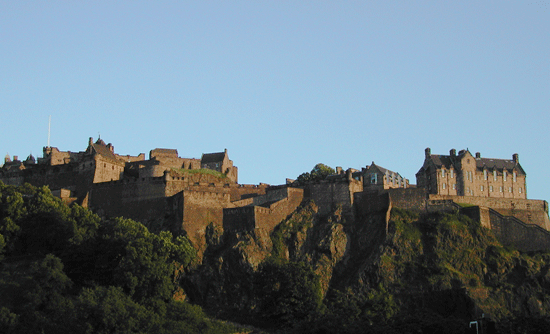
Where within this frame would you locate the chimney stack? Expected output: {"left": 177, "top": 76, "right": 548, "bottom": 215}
{"left": 513, "top": 153, "right": 519, "bottom": 163}
{"left": 425, "top": 147, "right": 431, "bottom": 158}
{"left": 476, "top": 152, "right": 481, "bottom": 159}
{"left": 450, "top": 149, "right": 456, "bottom": 156}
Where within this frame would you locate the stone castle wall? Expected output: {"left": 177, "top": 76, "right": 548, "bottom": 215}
{"left": 428, "top": 194, "right": 549, "bottom": 230}
{"left": 305, "top": 178, "right": 363, "bottom": 217}
{"left": 223, "top": 187, "right": 304, "bottom": 232}
{"left": 487, "top": 209, "right": 550, "bottom": 252}
{"left": 179, "top": 190, "right": 232, "bottom": 246}
{"left": 90, "top": 176, "right": 167, "bottom": 223}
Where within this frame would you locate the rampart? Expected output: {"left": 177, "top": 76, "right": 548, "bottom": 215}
{"left": 90, "top": 176, "right": 167, "bottom": 223}
{"left": 428, "top": 194, "right": 550, "bottom": 230}
{"left": 169, "top": 190, "right": 233, "bottom": 246}
{"left": 223, "top": 186, "right": 304, "bottom": 232}
{"left": 305, "top": 176, "right": 363, "bottom": 218}
{"left": 358, "top": 189, "right": 550, "bottom": 252}
{"left": 486, "top": 208, "right": 550, "bottom": 252}
{"left": 460, "top": 206, "right": 550, "bottom": 252}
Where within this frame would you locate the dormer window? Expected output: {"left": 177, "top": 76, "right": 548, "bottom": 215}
{"left": 441, "top": 169, "right": 445, "bottom": 178}
{"left": 450, "top": 169, "right": 454, "bottom": 178}
{"left": 370, "top": 173, "right": 377, "bottom": 184}
{"left": 493, "top": 170, "right": 497, "bottom": 181}
{"left": 484, "top": 170, "right": 487, "bottom": 180}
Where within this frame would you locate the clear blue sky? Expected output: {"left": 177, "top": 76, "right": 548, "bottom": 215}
{"left": 1, "top": 1, "right": 548, "bottom": 200}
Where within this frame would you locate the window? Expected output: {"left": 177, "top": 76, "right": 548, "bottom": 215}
{"left": 370, "top": 173, "right": 377, "bottom": 184}
{"left": 480, "top": 185, "right": 484, "bottom": 191}
{"left": 441, "top": 169, "right": 445, "bottom": 178}
{"left": 442, "top": 183, "right": 446, "bottom": 189}
{"left": 490, "top": 186, "right": 493, "bottom": 192}
{"left": 500, "top": 186, "right": 503, "bottom": 192}
{"left": 493, "top": 170, "right": 497, "bottom": 181}
{"left": 468, "top": 171, "right": 473, "bottom": 182}
{"left": 519, "top": 187, "right": 522, "bottom": 193}
{"left": 452, "top": 184, "right": 456, "bottom": 190}
{"left": 513, "top": 172, "right": 517, "bottom": 182}
{"left": 503, "top": 171, "right": 507, "bottom": 181}
{"left": 484, "top": 170, "right": 488, "bottom": 180}
{"left": 450, "top": 169, "right": 454, "bottom": 178}
{"left": 509, "top": 187, "right": 512, "bottom": 193}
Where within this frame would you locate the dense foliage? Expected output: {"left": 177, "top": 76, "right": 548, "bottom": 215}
{"left": 296, "top": 163, "right": 336, "bottom": 184}
{"left": 0, "top": 182, "right": 238, "bottom": 333}
{"left": 3, "top": 180, "right": 550, "bottom": 333}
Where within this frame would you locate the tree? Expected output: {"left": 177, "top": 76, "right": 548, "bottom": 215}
{"left": 297, "top": 163, "right": 335, "bottom": 185}
{"left": 255, "top": 260, "right": 323, "bottom": 327}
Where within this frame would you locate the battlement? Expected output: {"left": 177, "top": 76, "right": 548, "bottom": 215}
{"left": 223, "top": 186, "right": 304, "bottom": 233}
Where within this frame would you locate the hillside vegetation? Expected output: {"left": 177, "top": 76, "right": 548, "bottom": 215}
{"left": 0, "top": 182, "right": 239, "bottom": 333}
{"left": 2, "top": 181, "right": 550, "bottom": 333}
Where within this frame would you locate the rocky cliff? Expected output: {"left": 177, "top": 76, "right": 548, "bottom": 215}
{"left": 181, "top": 200, "right": 550, "bottom": 332}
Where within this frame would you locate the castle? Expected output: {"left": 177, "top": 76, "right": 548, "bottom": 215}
{"left": 1, "top": 139, "right": 549, "bottom": 253}
{"left": 416, "top": 148, "right": 526, "bottom": 199}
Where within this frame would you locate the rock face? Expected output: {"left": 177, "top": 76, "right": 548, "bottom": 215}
{"left": 182, "top": 200, "right": 550, "bottom": 325}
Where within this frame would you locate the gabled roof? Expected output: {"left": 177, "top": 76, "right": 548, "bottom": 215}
{"left": 151, "top": 148, "right": 178, "bottom": 156}
{"left": 91, "top": 143, "right": 118, "bottom": 161}
{"left": 420, "top": 149, "right": 526, "bottom": 176}
{"left": 367, "top": 162, "right": 402, "bottom": 177}
{"left": 428, "top": 155, "right": 455, "bottom": 169}
{"left": 476, "top": 158, "right": 525, "bottom": 175}
{"left": 201, "top": 152, "right": 226, "bottom": 164}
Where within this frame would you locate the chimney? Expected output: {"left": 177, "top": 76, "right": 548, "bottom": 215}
{"left": 336, "top": 166, "right": 343, "bottom": 175}
{"left": 476, "top": 152, "right": 481, "bottom": 159}
{"left": 107, "top": 143, "right": 114, "bottom": 152}
{"left": 513, "top": 153, "right": 519, "bottom": 163}
{"left": 450, "top": 149, "right": 456, "bottom": 156}
{"left": 4, "top": 154, "right": 10, "bottom": 163}
{"left": 89, "top": 137, "right": 93, "bottom": 146}
{"left": 425, "top": 147, "right": 431, "bottom": 158}
{"left": 13, "top": 155, "right": 18, "bottom": 161}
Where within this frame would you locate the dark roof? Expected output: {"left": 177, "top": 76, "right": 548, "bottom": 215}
{"left": 428, "top": 155, "right": 455, "bottom": 168}
{"left": 150, "top": 148, "right": 178, "bottom": 156}
{"left": 201, "top": 152, "right": 226, "bottom": 164}
{"left": 91, "top": 143, "right": 117, "bottom": 161}
{"left": 476, "top": 158, "right": 525, "bottom": 174}
{"left": 424, "top": 150, "right": 525, "bottom": 175}
{"left": 368, "top": 162, "right": 402, "bottom": 177}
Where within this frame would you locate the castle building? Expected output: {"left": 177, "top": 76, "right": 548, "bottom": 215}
{"left": 201, "top": 149, "right": 238, "bottom": 183}
{"left": 363, "top": 162, "right": 409, "bottom": 190}
{"left": 416, "top": 148, "right": 527, "bottom": 199}
{"left": 0, "top": 137, "right": 240, "bottom": 205}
